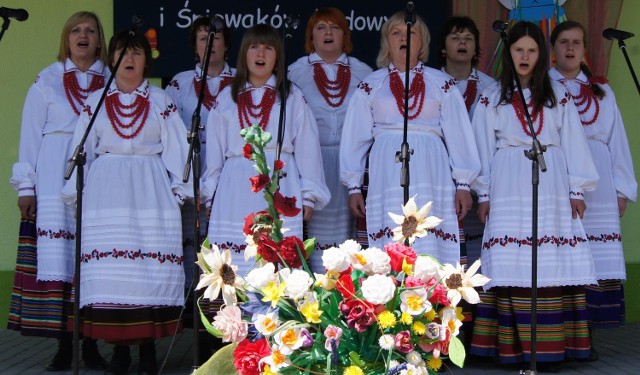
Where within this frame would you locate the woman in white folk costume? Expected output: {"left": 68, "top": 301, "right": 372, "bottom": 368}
{"left": 203, "top": 24, "right": 330, "bottom": 276}
{"left": 438, "top": 16, "right": 494, "bottom": 267}
{"left": 340, "top": 11, "right": 480, "bottom": 265}
{"left": 288, "top": 7, "right": 372, "bottom": 272}
{"left": 165, "top": 17, "right": 234, "bottom": 359}
{"left": 469, "top": 21, "right": 599, "bottom": 369}
{"left": 61, "top": 31, "right": 191, "bottom": 375}
{"left": 8, "top": 11, "right": 108, "bottom": 372}
{"left": 550, "top": 20, "right": 637, "bottom": 340}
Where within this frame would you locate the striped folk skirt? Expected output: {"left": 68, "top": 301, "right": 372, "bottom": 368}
{"left": 7, "top": 219, "right": 72, "bottom": 338}
{"left": 72, "top": 304, "right": 182, "bottom": 345}
{"left": 585, "top": 280, "right": 625, "bottom": 328}
{"left": 470, "top": 286, "right": 591, "bottom": 363}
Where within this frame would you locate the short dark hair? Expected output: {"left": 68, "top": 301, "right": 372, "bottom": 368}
{"left": 107, "top": 30, "right": 153, "bottom": 77}
{"left": 189, "top": 16, "right": 231, "bottom": 61}
{"left": 439, "top": 16, "right": 481, "bottom": 67}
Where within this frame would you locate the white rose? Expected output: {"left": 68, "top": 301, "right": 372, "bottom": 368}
{"left": 364, "top": 247, "right": 391, "bottom": 275}
{"left": 280, "top": 269, "right": 312, "bottom": 299}
{"left": 339, "top": 239, "right": 361, "bottom": 256}
{"left": 361, "top": 274, "right": 396, "bottom": 305}
{"left": 322, "top": 246, "right": 350, "bottom": 272}
{"left": 414, "top": 255, "right": 442, "bottom": 281}
{"left": 245, "top": 262, "right": 276, "bottom": 290}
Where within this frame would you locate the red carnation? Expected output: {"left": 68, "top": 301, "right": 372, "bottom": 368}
{"left": 243, "top": 143, "right": 253, "bottom": 160}
{"left": 273, "top": 191, "right": 301, "bottom": 217}
{"left": 279, "top": 236, "right": 306, "bottom": 268}
{"left": 274, "top": 159, "right": 285, "bottom": 171}
{"left": 384, "top": 243, "right": 417, "bottom": 272}
{"left": 242, "top": 211, "right": 272, "bottom": 236}
{"left": 257, "top": 232, "right": 280, "bottom": 263}
{"left": 233, "top": 338, "right": 270, "bottom": 375}
{"left": 249, "top": 174, "right": 270, "bottom": 193}
{"left": 426, "top": 276, "right": 450, "bottom": 307}
{"left": 336, "top": 270, "right": 355, "bottom": 299}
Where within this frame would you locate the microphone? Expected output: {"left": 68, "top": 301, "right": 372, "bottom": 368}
{"left": 603, "top": 28, "right": 634, "bottom": 41}
{"left": 129, "top": 15, "right": 144, "bottom": 35}
{"left": 405, "top": 1, "right": 416, "bottom": 25}
{"left": 0, "top": 7, "right": 29, "bottom": 21}
{"left": 492, "top": 20, "right": 509, "bottom": 33}
{"left": 284, "top": 15, "right": 299, "bottom": 30}
{"left": 209, "top": 15, "right": 224, "bottom": 34}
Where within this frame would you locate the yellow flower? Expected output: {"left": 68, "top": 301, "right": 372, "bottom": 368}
{"left": 299, "top": 300, "right": 323, "bottom": 324}
{"left": 412, "top": 321, "right": 426, "bottom": 335}
{"left": 427, "top": 356, "right": 442, "bottom": 371}
{"left": 343, "top": 366, "right": 364, "bottom": 375}
{"left": 402, "top": 258, "right": 414, "bottom": 275}
{"left": 425, "top": 308, "right": 437, "bottom": 321}
{"left": 377, "top": 310, "right": 397, "bottom": 329}
{"left": 388, "top": 196, "right": 443, "bottom": 245}
{"left": 261, "top": 281, "right": 287, "bottom": 308}
{"left": 400, "top": 312, "right": 413, "bottom": 325}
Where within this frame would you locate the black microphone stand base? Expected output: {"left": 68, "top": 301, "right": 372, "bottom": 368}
{"left": 520, "top": 370, "right": 538, "bottom": 375}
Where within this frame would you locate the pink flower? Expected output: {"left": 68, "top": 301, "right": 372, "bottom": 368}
{"left": 404, "top": 276, "right": 426, "bottom": 289}
{"left": 394, "top": 330, "right": 414, "bottom": 353}
{"left": 418, "top": 327, "right": 451, "bottom": 359}
{"left": 384, "top": 243, "right": 417, "bottom": 272}
{"left": 212, "top": 305, "right": 248, "bottom": 343}
{"left": 324, "top": 325, "right": 344, "bottom": 351}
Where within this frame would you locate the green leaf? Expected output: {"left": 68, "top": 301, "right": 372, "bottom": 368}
{"left": 349, "top": 351, "right": 365, "bottom": 367}
{"left": 303, "top": 238, "right": 316, "bottom": 260}
{"left": 448, "top": 335, "right": 466, "bottom": 368}
{"left": 197, "top": 296, "right": 223, "bottom": 338}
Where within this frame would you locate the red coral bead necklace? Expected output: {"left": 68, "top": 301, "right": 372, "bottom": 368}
{"left": 193, "top": 75, "right": 233, "bottom": 111}
{"left": 313, "top": 63, "right": 351, "bottom": 108}
{"left": 63, "top": 71, "right": 105, "bottom": 115}
{"left": 511, "top": 91, "right": 544, "bottom": 136}
{"left": 237, "top": 87, "right": 277, "bottom": 130}
{"left": 389, "top": 68, "right": 425, "bottom": 120}
{"left": 106, "top": 92, "right": 150, "bottom": 139}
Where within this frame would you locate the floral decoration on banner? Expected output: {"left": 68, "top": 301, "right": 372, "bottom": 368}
{"left": 194, "top": 125, "right": 490, "bottom": 375}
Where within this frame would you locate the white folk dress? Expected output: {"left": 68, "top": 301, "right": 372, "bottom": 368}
{"left": 61, "top": 80, "right": 191, "bottom": 308}
{"left": 340, "top": 62, "right": 480, "bottom": 266}
{"left": 203, "top": 76, "right": 330, "bottom": 276}
{"left": 166, "top": 63, "right": 235, "bottom": 285}
{"left": 471, "top": 81, "right": 599, "bottom": 289}
{"left": 288, "top": 52, "right": 372, "bottom": 272}
{"left": 443, "top": 67, "right": 495, "bottom": 266}
{"left": 10, "top": 59, "right": 108, "bottom": 283}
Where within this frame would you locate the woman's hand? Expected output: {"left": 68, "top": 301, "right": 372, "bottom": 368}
{"left": 570, "top": 199, "right": 586, "bottom": 219}
{"left": 348, "top": 193, "right": 366, "bottom": 219}
{"left": 477, "top": 201, "right": 490, "bottom": 224}
{"left": 18, "top": 196, "right": 37, "bottom": 220}
{"left": 455, "top": 190, "right": 473, "bottom": 220}
{"left": 303, "top": 205, "right": 314, "bottom": 221}
{"left": 618, "top": 196, "right": 627, "bottom": 217}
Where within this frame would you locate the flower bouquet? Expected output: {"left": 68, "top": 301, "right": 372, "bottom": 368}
{"left": 194, "top": 125, "right": 489, "bottom": 375}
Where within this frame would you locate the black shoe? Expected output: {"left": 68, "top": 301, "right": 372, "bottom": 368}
{"left": 138, "top": 341, "right": 158, "bottom": 375}
{"left": 46, "top": 337, "right": 72, "bottom": 372}
{"left": 104, "top": 345, "right": 131, "bottom": 375}
{"left": 83, "top": 339, "right": 108, "bottom": 370}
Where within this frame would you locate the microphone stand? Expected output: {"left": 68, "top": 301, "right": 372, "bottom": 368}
{"left": 274, "top": 17, "right": 298, "bottom": 183}
{"left": 183, "top": 16, "right": 222, "bottom": 370}
{"left": 611, "top": 36, "right": 640, "bottom": 96}
{"left": 396, "top": 1, "right": 415, "bottom": 243}
{"left": 64, "top": 26, "right": 139, "bottom": 375}
{"left": 496, "top": 26, "right": 547, "bottom": 375}
{"left": 0, "top": 16, "right": 11, "bottom": 43}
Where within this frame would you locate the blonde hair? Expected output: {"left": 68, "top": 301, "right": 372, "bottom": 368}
{"left": 57, "top": 11, "right": 107, "bottom": 63}
{"left": 376, "top": 11, "right": 430, "bottom": 69}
